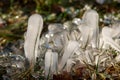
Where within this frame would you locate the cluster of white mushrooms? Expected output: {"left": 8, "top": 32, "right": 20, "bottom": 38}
{"left": 24, "top": 9, "right": 120, "bottom": 78}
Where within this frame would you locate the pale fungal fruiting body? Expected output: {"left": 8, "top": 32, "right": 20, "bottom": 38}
{"left": 42, "top": 23, "right": 68, "bottom": 55}
{"left": 24, "top": 9, "right": 120, "bottom": 79}
{"left": 79, "top": 9, "right": 99, "bottom": 48}
{"left": 59, "top": 40, "right": 79, "bottom": 71}
{"left": 101, "top": 27, "right": 120, "bottom": 52}
{"left": 47, "top": 23, "right": 68, "bottom": 51}
{"left": 66, "top": 58, "right": 75, "bottom": 72}
{"left": 78, "top": 24, "right": 90, "bottom": 48}
{"left": 100, "top": 26, "right": 120, "bottom": 62}
{"left": 63, "top": 21, "right": 81, "bottom": 41}
{"left": 45, "top": 49, "right": 52, "bottom": 78}
{"left": 45, "top": 49, "right": 58, "bottom": 78}
{"left": 99, "top": 21, "right": 120, "bottom": 51}
{"left": 24, "top": 14, "right": 43, "bottom": 69}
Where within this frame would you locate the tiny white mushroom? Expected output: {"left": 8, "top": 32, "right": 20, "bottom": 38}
{"left": 78, "top": 9, "right": 99, "bottom": 48}
{"left": 59, "top": 40, "right": 79, "bottom": 71}
{"left": 101, "top": 26, "right": 120, "bottom": 52}
{"left": 45, "top": 49, "right": 58, "bottom": 78}
{"left": 24, "top": 14, "right": 43, "bottom": 69}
